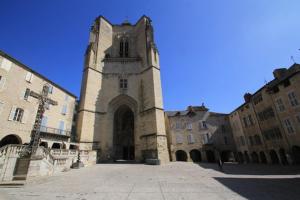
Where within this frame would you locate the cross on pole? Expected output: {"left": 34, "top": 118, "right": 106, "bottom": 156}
{"left": 26, "top": 84, "right": 57, "bottom": 156}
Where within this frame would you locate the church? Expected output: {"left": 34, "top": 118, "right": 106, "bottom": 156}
{"left": 76, "top": 16, "right": 170, "bottom": 164}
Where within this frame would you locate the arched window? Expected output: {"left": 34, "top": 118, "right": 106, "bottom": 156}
{"left": 125, "top": 41, "right": 129, "bottom": 57}
{"left": 119, "top": 38, "right": 129, "bottom": 58}
{"left": 119, "top": 41, "right": 124, "bottom": 57}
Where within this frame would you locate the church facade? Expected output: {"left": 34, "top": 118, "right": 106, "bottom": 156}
{"left": 76, "top": 16, "right": 170, "bottom": 164}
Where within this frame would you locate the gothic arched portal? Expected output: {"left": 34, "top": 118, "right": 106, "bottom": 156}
{"left": 113, "top": 105, "right": 135, "bottom": 161}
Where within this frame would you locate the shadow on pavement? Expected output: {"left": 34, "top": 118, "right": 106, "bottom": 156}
{"left": 197, "top": 162, "right": 300, "bottom": 175}
{"left": 214, "top": 177, "right": 300, "bottom": 200}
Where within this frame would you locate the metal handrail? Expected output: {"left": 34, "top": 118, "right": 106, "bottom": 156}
{"left": 39, "top": 126, "right": 71, "bottom": 136}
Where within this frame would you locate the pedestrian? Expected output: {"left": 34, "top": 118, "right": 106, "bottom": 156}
{"left": 217, "top": 159, "right": 223, "bottom": 172}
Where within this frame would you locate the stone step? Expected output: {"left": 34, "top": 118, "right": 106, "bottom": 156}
{"left": 0, "top": 181, "right": 25, "bottom": 188}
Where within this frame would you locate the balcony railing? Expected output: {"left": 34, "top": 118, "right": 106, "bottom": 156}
{"left": 39, "top": 126, "right": 71, "bottom": 136}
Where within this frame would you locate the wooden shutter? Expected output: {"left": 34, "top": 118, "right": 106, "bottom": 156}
{"left": 20, "top": 89, "right": 26, "bottom": 100}
{"left": 8, "top": 106, "right": 17, "bottom": 121}
{"left": 48, "top": 85, "right": 53, "bottom": 94}
{"left": 61, "top": 105, "right": 67, "bottom": 115}
{"left": 0, "top": 77, "right": 6, "bottom": 91}
{"left": 0, "top": 101, "right": 3, "bottom": 116}
{"left": 1, "top": 58, "right": 12, "bottom": 71}
{"left": 21, "top": 110, "right": 28, "bottom": 124}
{"left": 25, "top": 72, "right": 33, "bottom": 82}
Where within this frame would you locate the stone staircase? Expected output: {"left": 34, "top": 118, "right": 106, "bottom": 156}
{"left": 0, "top": 144, "right": 96, "bottom": 184}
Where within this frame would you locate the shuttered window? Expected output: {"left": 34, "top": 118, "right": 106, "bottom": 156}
{"left": 61, "top": 105, "right": 67, "bottom": 115}
{"left": 176, "top": 134, "right": 183, "bottom": 144}
{"left": 0, "top": 101, "right": 3, "bottom": 116}
{"left": 288, "top": 92, "right": 299, "bottom": 107}
{"left": 0, "top": 57, "right": 12, "bottom": 71}
{"left": 187, "top": 134, "right": 195, "bottom": 144}
{"left": 58, "top": 121, "right": 65, "bottom": 134}
{"left": 25, "top": 72, "right": 34, "bottom": 83}
{"left": 284, "top": 118, "right": 295, "bottom": 134}
{"left": 0, "top": 76, "right": 6, "bottom": 91}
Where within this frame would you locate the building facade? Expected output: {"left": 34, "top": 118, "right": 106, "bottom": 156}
{"left": 229, "top": 64, "right": 300, "bottom": 164}
{"left": 76, "top": 16, "right": 169, "bottom": 164}
{"left": 0, "top": 51, "right": 77, "bottom": 150}
{"left": 165, "top": 105, "right": 236, "bottom": 163}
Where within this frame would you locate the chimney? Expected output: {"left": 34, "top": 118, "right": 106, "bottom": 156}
{"left": 273, "top": 68, "right": 287, "bottom": 79}
{"left": 244, "top": 93, "right": 252, "bottom": 103}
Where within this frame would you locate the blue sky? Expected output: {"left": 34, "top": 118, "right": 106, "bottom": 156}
{"left": 1, "top": 0, "right": 300, "bottom": 113}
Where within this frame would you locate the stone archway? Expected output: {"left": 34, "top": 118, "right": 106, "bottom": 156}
{"left": 189, "top": 149, "right": 201, "bottom": 162}
{"left": 176, "top": 150, "right": 187, "bottom": 161}
{"left": 291, "top": 146, "right": 300, "bottom": 164}
{"left": 113, "top": 105, "right": 135, "bottom": 161}
{"left": 206, "top": 150, "right": 215, "bottom": 163}
{"left": 221, "top": 150, "right": 232, "bottom": 162}
{"left": 52, "top": 143, "right": 61, "bottom": 149}
{"left": 269, "top": 150, "right": 280, "bottom": 164}
{"left": 251, "top": 152, "right": 259, "bottom": 163}
{"left": 237, "top": 152, "right": 244, "bottom": 163}
{"left": 40, "top": 141, "right": 48, "bottom": 148}
{"left": 244, "top": 151, "right": 250, "bottom": 163}
{"left": 279, "top": 148, "right": 288, "bottom": 165}
{"left": 0, "top": 134, "right": 22, "bottom": 148}
{"left": 259, "top": 151, "right": 267, "bottom": 164}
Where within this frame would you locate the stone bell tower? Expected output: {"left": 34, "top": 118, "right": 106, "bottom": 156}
{"left": 76, "top": 16, "right": 170, "bottom": 164}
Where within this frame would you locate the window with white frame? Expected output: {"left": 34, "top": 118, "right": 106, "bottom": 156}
{"left": 186, "top": 123, "right": 192, "bottom": 130}
{"left": 203, "top": 133, "right": 210, "bottom": 144}
{"left": 0, "top": 75, "right": 6, "bottom": 91}
{"left": 58, "top": 120, "right": 65, "bottom": 134}
{"left": 288, "top": 92, "right": 299, "bottom": 107}
{"left": 0, "top": 101, "right": 3, "bottom": 116}
{"left": 48, "top": 85, "right": 53, "bottom": 94}
{"left": 64, "top": 94, "right": 69, "bottom": 101}
{"left": 0, "top": 57, "right": 12, "bottom": 71}
{"left": 61, "top": 104, "right": 67, "bottom": 115}
{"left": 40, "top": 116, "right": 48, "bottom": 132}
{"left": 283, "top": 118, "right": 294, "bottom": 134}
{"left": 13, "top": 108, "right": 24, "bottom": 122}
{"left": 187, "top": 134, "right": 195, "bottom": 144}
{"left": 276, "top": 98, "right": 285, "bottom": 111}
{"left": 23, "top": 88, "right": 30, "bottom": 100}
{"left": 176, "top": 134, "right": 183, "bottom": 144}
{"left": 25, "top": 72, "right": 34, "bottom": 83}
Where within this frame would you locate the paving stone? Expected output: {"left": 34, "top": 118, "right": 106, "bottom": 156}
{"left": 1, "top": 162, "right": 300, "bottom": 200}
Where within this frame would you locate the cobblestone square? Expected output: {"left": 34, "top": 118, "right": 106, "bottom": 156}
{"left": 1, "top": 162, "right": 300, "bottom": 200}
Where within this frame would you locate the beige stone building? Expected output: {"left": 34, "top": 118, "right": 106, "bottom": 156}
{"left": 76, "top": 16, "right": 169, "bottom": 164}
{"left": 229, "top": 64, "right": 300, "bottom": 164}
{"left": 0, "top": 50, "right": 77, "bottom": 150}
{"left": 165, "top": 105, "right": 236, "bottom": 163}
